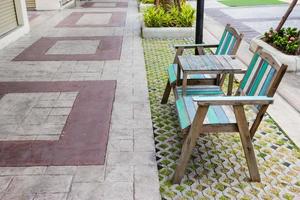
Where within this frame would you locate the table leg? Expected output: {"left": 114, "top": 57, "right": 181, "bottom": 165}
{"left": 176, "top": 64, "right": 181, "bottom": 86}
{"left": 216, "top": 74, "right": 221, "bottom": 85}
{"left": 182, "top": 73, "right": 188, "bottom": 96}
{"left": 227, "top": 73, "right": 234, "bottom": 96}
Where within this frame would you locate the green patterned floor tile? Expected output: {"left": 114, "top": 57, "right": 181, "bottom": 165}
{"left": 142, "top": 38, "right": 300, "bottom": 200}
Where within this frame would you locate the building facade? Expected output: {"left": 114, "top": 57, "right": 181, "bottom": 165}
{"left": 0, "top": 0, "right": 29, "bottom": 49}
{"left": 25, "top": 0, "right": 75, "bottom": 10}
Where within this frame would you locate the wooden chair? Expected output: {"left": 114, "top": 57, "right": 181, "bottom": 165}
{"left": 161, "top": 24, "right": 244, "bottom": 104}
{"left": 172, "top": 47, "right": 288, "bottom": 183}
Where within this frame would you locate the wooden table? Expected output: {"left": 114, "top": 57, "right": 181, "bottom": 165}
{"left": 177, "top": 55, "right": 245, "bottom": 96}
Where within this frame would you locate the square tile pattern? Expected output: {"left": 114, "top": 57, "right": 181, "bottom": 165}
{"left": 76, "top": 14, "right": 112, "bottom": 25}
{"left": 0, "top": 81, "right": 116, "bottom": 166}
{"left": 81, "top": 2, "right": 128, "bottom": 8}
{"left": 13, "top": 36, "right": 123, "bottom": 61}
{"left": 0, "top": 92, "right": 78, "bottom": 141}
{"left": 56, "top": 12, "right": 126, "bottom": 27}
{"left": 46, "top": 40, "right": 100, "bottom": 55}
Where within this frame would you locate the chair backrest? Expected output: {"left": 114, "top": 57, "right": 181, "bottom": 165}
{"left": 215, "top": 24, "right": 244, "bottom": 55}
{"left": 237, "top": 47, "right": 287, "bottom": 98}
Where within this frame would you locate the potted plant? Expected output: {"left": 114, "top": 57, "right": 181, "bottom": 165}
{"left": 250, "top": 0, "right": 300, "bottom": 71}
{"left": 139, "top": 0, "right": 155, "bottom": 12}
{"left": 141, "top": 0, "right": 195, "bottom": 38}
{"left": 250, "top": 28, "right": 300, "bottom": 71}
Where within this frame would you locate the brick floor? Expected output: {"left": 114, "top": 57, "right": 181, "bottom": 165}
{"left": 0, "top": 0, "right": 160, "bottom": 199}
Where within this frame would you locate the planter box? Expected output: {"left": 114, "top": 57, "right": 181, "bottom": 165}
{"left": 142, "top": 23, "right": 195, "bottom": 39}
{"left": 139, "top": 3, "right": 154, "bottom": 12}
{"left": 250, "top": 36, "right": 300, "bottom": 72}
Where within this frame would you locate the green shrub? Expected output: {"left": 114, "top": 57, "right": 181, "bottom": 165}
{"left": 263, "top": 27, "right": 300, "bottom": 55}
{"left": 143, "top": 4, "right": 195, "bottom": 27}
{"left": 141, "top": 0, "right": 154, "bottom": 4}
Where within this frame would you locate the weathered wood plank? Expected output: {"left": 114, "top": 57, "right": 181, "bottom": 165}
{"left": 233, "top": 105, "right": 260, "bottom": 182}
{"left": 173, "top": 106, "right": 209, "bottom": 183}
{"left": 192, "top": 96, "right": 274, "bottom": 106}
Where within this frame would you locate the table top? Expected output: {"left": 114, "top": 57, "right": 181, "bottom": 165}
{"left": 178, "top": 55, "right": 244, "bottom": 73}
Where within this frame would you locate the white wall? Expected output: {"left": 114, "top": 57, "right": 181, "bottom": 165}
{"left": 36, "top": 0, "right": 61, "bottom": 10}
{"left": 0, "top": 0, "right": 30, "bottom": 49}
{"left": 36, "top": 0, "right": 75, "bottom": 10}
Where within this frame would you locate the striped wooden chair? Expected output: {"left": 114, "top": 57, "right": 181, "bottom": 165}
{"left": 172, "top": 47, "right": 288, "bottom": 183}
{"left": 161, "top": 24, "right": 244, "bottom": 104}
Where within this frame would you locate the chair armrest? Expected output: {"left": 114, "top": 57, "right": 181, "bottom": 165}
{"left": 174, "top": 44, "right": 219, "bottom": 49}
{"left": 192, "top": 96, "right": 274, "bottom": 106}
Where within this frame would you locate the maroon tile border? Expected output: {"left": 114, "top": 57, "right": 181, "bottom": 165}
{"left": 81, "top": 2, "right": 128, "bottom": 8}
{"left": 0, "top": 81, "right": 116, "bottom": 166}
{"left": 13, "top": 36, "right": 123, "bottom": 61}
{"left": 56, "top": 12, "right": 127, "bottom": 28}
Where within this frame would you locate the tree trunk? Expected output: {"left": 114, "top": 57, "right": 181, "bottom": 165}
{"left": 161, "top": 0, "right": 174, "bottom": 10}
{"left": 275, "top": 0, "right": 298, "bottom": 31}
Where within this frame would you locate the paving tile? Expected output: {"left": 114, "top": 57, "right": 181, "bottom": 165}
{"left": 0, "top": 176, "right": 13, "bottom": 193}
{"left": 49, "top": 107, "right": 72, "bottom": 116}
{"left": 133, "top": 128, "right": 154, "bottom": 139}
{"left": 107, "top": 152, "right": 156, "bottom": 166}
{"left": 0, "top": 167, "right": 46, "bottom": 176}
{"left": 34, "top": 193, "right": 68, "bottom": 200}
{"left": 45, "top": 166, "right": 77, "bottom": 175}
{"left": 46, "top": 40, "right": 100, "bottom": 55}
{"left": 67, "top": 182, "right": 103, "bottom": 200}
{"left": 133, "top": 103, "right": 151, "bottom": 119}
{"left": 108, "top": 139, "right": 133, "bottom": 152}
{"left": 58, "top": 92, "right": 78, "bottom": 100}
{"left": 134, "top": 165, "right": 160, "bottom": 200}
{"left": 77, "top": 14, "right": 112, "bottom": 25}
{"left": 105, "top": 166, "right": 134, "bottom": 182}
{"left": 101, "top": 182, "right": 133, "bottom": 200}
{"left": 109, "top": 128, "right": 134, "bottom": 140}
{"left": 112, "top": 102, "right": 133, "bottom": 120}
{"left": 6, "top": 175, "right": 72, "bottom": 194}
{"left": 68, "top": 181, "right": 133, "bottom": 200}
{"left": 134, "top": 137, "right": 155, "bottom": 152}
{"left": 73, "top": 166, "right": 105, "bottom": 183}
{"left": 1, "top": 192, "right": 35, "bottom": 200}
{"left": 45, "top": 115, "right": 69, "bottom": 125}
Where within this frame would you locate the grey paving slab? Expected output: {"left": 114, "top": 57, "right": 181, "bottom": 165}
{"left": 0, "top": 92, "right": 77, "bottom": 140}
{"left": 76, "top": 13, "right": 112, "bottom": 25}
{"left": 34, "top": 193, "right": 68, "bottom": 200}
{"left": 105, "top": 165, "right": 134, "bottom": 182}
{"left": 73, "top": 166, "right": 105, "bottom": 183}
{"left": 3, "top": 175, "right": 72, "bottom": 197}
{"left": 0, "top": 177, "right": 12, "bottom": 193}
{"left": 46, "top": 40, "right": 100, "bottom": 55}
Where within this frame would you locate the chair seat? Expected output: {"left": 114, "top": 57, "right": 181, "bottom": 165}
{"left": 176, "top": 96, "right": 236, "bottom": 130}
{"left": 168, "top": 64, "right": 215, "bottom": 85}
{"left": 175, "top": 85, "right": 224, "bottom": 96}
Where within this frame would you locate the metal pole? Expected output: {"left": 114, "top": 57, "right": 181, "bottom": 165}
{"left": 195, "top": 0, "right": 204, "bottom": 44}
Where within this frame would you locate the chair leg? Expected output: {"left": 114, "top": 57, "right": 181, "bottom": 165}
{"left": 173, "top": 106, "right": 208, "bottom": 184}
{"left": 233, "top": 105, "right": 261, "bottom": 182}
{"left": 161, "top": 81, "right": 172, "bottom": 104}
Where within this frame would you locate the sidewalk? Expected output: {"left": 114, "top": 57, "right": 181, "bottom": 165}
{"left": 0, "top": 0, "right": 160, "bottom": 199}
